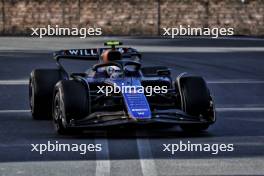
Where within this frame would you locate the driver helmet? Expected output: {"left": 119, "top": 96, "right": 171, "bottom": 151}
{"left": 101, "top": 50, "right": 122, "bottom": 63}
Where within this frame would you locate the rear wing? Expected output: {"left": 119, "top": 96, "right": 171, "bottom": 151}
{"left": 53, "top": 47, "right": 141, "bottom": 61}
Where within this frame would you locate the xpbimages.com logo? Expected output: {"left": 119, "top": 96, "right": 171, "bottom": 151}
{"left": 31, "top": 25, "right": 102, "bottom": 38}
{"left": 97, "top": 83, "right": 168, "bottom": 96}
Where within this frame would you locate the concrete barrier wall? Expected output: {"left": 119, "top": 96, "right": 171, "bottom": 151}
{"left": 0, "top": 0, "right": 263, "bottom": 36}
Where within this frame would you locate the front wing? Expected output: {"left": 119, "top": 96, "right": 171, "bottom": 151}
{"left": 67, "top": 109, "right": 215, "bottom": 129}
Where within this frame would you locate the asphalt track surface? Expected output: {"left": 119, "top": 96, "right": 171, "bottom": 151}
{"left": 0, "top": 37, "right": 264, "bottom": 176}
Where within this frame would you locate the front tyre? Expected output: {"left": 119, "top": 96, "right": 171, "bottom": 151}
{"left": 53, "top": 80, "right": 90, "bottom": 135}
{"left": 177, "top": 76, "right": 215, "bottom": 132}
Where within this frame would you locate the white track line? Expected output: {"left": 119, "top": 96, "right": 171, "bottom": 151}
{"left": 0, "top": 107, "right": 264, "bottom": 114}
{"left": 216, "top": 107, "right": 264, "bottom": 112}
{"left": 1, "top": 79, "right": 264, "bottom": 85}
{"left": 136, "top": 131, "right": 158, "bottom": 176}
{"left": 0, "top": 110, "right": 30, "bottom": 113}
{"left": 95, "top": 133, "right": 110, "bottom": 176}
{"left": 139, "top": 46, "right": 264, "bottom": 53}
{"left": 0, "top": 80, "right": 28, "bottom": 85}
{"left": 207, "top": 80, "right": 264, "bottom": 84}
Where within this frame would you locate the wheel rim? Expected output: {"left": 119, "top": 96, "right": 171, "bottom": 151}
{"left": 53, "top": 90, "right": 67, "bottom": 131}
{"left": 53, "top": 92, "right": 62, "bottom": 130}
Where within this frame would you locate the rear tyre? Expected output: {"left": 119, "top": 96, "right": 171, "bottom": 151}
{"left": 29, "top": 69, "right": 65, "bottom": 120}
{"left": 177, "top": 76, "right": 213, "bottom": 132}
{"left": 53, "top": 80, "right": 89, "bottom": 135}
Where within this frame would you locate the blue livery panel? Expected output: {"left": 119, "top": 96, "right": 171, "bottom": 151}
{"left": 110, "top": 78, "right": 151, "bottom": 119}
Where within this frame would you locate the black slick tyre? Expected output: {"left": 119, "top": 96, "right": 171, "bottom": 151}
{"left": 53, "top": 80, "right": 89, "bottom": 135}
{"left": 178, "top": 76, "right": 212, "bottom": 132}
{"left": 29, "top": 69, "right": 65, "bottom": 120}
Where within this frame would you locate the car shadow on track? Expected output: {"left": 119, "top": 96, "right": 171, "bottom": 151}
{"left": 0, "top": 112, "right": 264, "bottom": 162}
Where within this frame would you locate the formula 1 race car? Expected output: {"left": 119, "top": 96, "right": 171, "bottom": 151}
{"left": 29, "top": 41, "right": 216, "bottom": 134}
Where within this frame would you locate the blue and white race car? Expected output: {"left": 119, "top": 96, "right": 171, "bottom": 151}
{"left": 29, "top": 41, "right": 216, "bottom": 134}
